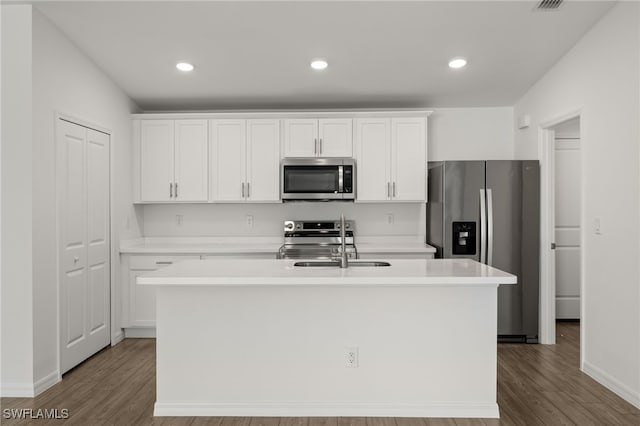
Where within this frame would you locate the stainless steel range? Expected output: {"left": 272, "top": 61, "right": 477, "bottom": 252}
{"left": 278, "top": 220, "right": 357, "bottom": 260}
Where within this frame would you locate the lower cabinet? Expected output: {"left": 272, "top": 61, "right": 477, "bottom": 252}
{"left": 122, "top": 255, "right": 199, "bottom": 335}
{"left": 121, "top": 252, "right": 277, "bottom": 336}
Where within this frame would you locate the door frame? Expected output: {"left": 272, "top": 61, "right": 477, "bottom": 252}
{"left": 55, "top": 112, "right": 117, "bottom": 377}
{"left": 538, "top": 109, "right": 584, "bottom": 350}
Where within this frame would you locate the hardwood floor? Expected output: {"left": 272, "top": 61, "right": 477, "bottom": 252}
{"left": 2, "top": 322, "right": 638, "bottom": 425}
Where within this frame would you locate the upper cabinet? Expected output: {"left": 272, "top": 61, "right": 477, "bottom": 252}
{"left": 210, "top": 119, "right": 280, "bottom": 202}
{"left": 138, "top": 119, "right": 208, "bottom": 202}
{"left": 283, "top": 118, "right": 353, "bottom": 157}
{"left": 134, "top": 111, "right": 429, "bottom": 204}
{"left": 355, "top": 117, "right": 427, "bottom": 202}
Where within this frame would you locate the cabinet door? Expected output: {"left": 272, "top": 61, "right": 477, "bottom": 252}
{"left": 355, "top": 118, "right": 391, "bottom": 201}
{"left": 174, "top": 120, "right": 208, "bottom": 201}
{"left": 211, "top": 120, "right": 246, "bottom": 201}
{"left": 246, "top": 119, "right": 281, "bottom": 202}
{"left": 283, "top": 119, "right": 318, "bottom": 157}
{"left": 141, "top": 120, "right": 174, "bottom": 201}
{"left": 126, "top": 255, "right": 199, "bottom": 327}
{"left": 318, "top": 118, "right": 353, "bottom": 157}
{"left": 129, "top": 269, "right": 157, "bottom": 327}
{"left": 391, "top": 118, "right": 426, "bottom": 201}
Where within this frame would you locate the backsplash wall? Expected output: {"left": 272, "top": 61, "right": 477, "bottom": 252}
{"left": 141, "top": 203, "right": 426, "bottom": 238}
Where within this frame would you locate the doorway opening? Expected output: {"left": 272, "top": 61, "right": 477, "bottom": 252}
{"left": 539, "top": 112, "right": 583, "bottom": 365}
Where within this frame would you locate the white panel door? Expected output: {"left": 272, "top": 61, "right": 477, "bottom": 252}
{"left": 246, "top": 119, "right": 280, "bottom": 202}
{"left": 59, "top": 120, "right": 110, "bottom": 374}
{"left": 391, "top": 117, "right": 426, "bottom": 201}
{"left": 141, "top": 120, "right": 174, "bottom": 201}
{"left": 174, "top": 120, "right": 208, "bottom": 201}
{"left": 355, "top": 118, "right": 391, "bottom": 201}
{"left": 318, "top": 118, "right": 353, "bottom": 157}
{"left": 86, "top": 129, "right": 110, "bottom": 350}
{"left": 283, "top": 119, "right": 318, "bottom": 157}
{"left": 211, "top": 120, "right": 246, "bottom": 201}
{"left": 555, "top": 137, "right": 581, "bottom": 319}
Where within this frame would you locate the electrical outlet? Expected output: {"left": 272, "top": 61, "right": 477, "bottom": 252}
{"left": 175, "top": 214, "right": 183, "bottom": 226}
{"left": 386, "top": 213, "right": 394, "bottom": 225}
{"left": 345, "top": 347, "right": 358, "bottom": 368}
{"left": 246, "top": 215, "right": 254, "bottom": 227}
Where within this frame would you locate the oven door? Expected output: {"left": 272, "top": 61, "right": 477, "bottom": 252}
{"left": 281, "top": 163, "right": 344, "bottom": 200}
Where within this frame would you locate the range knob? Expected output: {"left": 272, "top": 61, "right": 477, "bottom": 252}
{"left": 284, "top": 221, "right": 295, "bottom": 231}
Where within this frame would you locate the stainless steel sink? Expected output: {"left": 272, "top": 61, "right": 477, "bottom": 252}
{"left": 293, "top": 261, "right": 391, "bottom": 267}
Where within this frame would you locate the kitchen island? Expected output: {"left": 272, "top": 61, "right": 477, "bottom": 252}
{"left": 138, "top": 258, "right": 516, "bottom": 418}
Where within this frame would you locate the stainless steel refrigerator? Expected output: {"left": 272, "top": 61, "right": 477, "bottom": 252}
{"left": 426, "top": 161, "right": 540, "bottom": 343}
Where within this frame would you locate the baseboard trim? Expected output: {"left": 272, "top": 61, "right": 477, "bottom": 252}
{"left": 153, "top": 401, "right": 500, "bottom": 418}
{"left": 583, "top": 361, "right": 640, "bottom": 409}
{"left": 34, "top": 370, "right": 61, "bottom": 396}
{"left": 112, "top": 330, "right": 125, "bottom": 345}
{"left": 124, "top": 328, "right": 156, "bottom": 338}
{"left": 0, "top": 382, "right": 35, "bottom": 398}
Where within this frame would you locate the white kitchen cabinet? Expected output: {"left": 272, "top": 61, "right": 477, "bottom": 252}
{"left": 139, "top": 119, "right": 208, "bottom": 202}
{"left": 283, "top": 118, "right": 352, "bottom": 157}
{"left": 122, "top": 255, "right": 199, "bottom": 331}
{"left": 355, "top": 117, "right": 426, "bottom": 202}
{"left": 211, "top": 119, "right": 281, "bottom": 202}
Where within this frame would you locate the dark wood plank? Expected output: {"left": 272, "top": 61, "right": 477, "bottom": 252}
{"left": 308, "top": 418, "right": 338, "bottom": 426}
{"left": 1, "top": 323, "right": 638, "bottom": 426}
{"left": 366, "top": 418, "right": 396, "bottom": 426}
{"left": 280, "top": 418, "right": 310, "bottom": 426}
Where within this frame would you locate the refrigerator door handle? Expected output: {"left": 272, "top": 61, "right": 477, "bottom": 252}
{"left": 480, "top": 189, "right": 487, "bottom": 264}
{"left": 487, "top": 188, "right": 494, "bottom": 266}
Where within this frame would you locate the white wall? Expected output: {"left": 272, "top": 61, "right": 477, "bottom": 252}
{"left": 143, "top": 203, "right": 425, "bottom": 238}
{"left": 514, "top": 3, "right": 640, "bottom": 407}
{"left": 428, "top": 107, "right": 514, "bottom": 161}
{"left": 1, "top": 8, "right": 142, "bottom": 396}
{"left": 1, "top": 4, "right": 35, "bottom": 397}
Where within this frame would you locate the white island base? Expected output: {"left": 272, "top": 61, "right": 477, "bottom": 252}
{"left": 140, "top": 259, "right": 516, "bottom": 418}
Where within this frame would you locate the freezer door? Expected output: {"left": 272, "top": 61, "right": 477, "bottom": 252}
{"left": 486, "top": 160, "right": 539, "bottom": 340}
{"left": 426, "top": 162, "right": 445, "bottom": 257}
{"left": 443, "top": 161, "right": 485, "bottom": 261}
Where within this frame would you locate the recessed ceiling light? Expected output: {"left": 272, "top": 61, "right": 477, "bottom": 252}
{"left": 448, "top": 58, "right": 467, "bottom": 69}
{"left": 176, "top": 62, "right": 195, "bottom": 72}
{"left": 310, "top": 59, "right": 328, "bottom": 70}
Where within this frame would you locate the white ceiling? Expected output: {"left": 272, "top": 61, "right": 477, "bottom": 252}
{"left": 34, "top": 1, "right": 615, "bottom": 111}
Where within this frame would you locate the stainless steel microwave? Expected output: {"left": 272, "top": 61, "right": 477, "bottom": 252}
{"left": 281, "top": 158, "right": 355, "bottom": 201}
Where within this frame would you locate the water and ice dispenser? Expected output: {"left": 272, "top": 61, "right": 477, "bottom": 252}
{"left": 452, "top": 222, "right": 476, "bottom": 255}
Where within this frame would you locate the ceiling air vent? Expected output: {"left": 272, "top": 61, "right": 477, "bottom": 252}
{"left": 535, "top": 0, "right": 564, "bottom": 11}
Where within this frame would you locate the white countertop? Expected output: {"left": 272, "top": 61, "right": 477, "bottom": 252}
{"left": 137, "top": 258, "right": 515, "bottom": 287}
{"left": 120, "top": 236, "right": 436, "bottom": 255}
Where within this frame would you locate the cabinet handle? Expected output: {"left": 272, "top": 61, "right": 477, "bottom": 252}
{"left": 314, "top": 138, "right": 317, "bottom": 154}
{"left": 241, "top": 182, "right": 245, "bottom": 198}
{"left": 393, "top": 182, "right": 396, "bottom": 197}
{"left": 246, "top": 182, "right": 250, "bottom": 198}
{"left": 387, "top": 182, "right": 391, "bottom": 198}
{"left": 155, "top": 261, "right": 173, "bottom": 265}
{"left": 319, "top": 138, "right": 323, "bottom": 154}
{"left": 175, "top": 182, "right": 178, "bottom": 198}
{"left": 169, "top": 182, "right": 173, "bottom": 198}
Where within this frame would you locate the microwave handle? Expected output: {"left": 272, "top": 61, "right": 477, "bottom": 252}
{"left": 338, "top": 166, "right": 344, "bottom": 193}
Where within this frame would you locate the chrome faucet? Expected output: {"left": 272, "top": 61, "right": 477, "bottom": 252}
{"left": 339, "top": 213, "right": 348, "bottom": 268}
